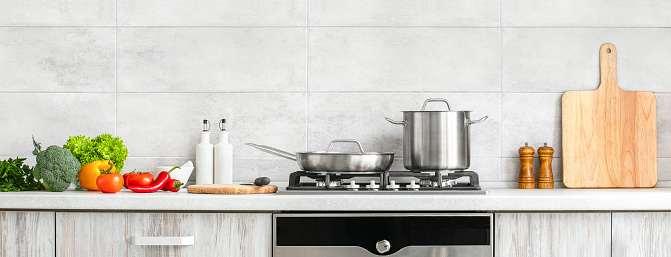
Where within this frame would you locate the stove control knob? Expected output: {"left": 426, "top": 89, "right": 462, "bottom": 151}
{"left": 406, "top": 180, "right": 420, "bottom": 190}
{"left": 376, "top": 240, "right": 391, "bottom": 254}
{"left": 388, "top": 180, "right": 400, "bottom": 190}
{"left": 345, "top": 181, "right": 360, "bottom": 190}
{"left": 365, "top": 180, "right": 380, "bottom": 190}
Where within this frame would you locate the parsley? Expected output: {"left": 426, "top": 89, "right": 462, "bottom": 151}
{"left": 0, "top": 157, "right": 45, "bottom": 192}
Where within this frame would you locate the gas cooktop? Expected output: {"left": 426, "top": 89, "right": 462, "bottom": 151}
{"left": 284, "top": 170, "right": 486, "bottom": 194}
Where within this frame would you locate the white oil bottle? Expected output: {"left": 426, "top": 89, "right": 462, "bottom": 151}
{"left": 196, "top": 120, "right": 214, "bottom": 184}
{"left": 214, "top": 119, "right": 233, "bottom": 184}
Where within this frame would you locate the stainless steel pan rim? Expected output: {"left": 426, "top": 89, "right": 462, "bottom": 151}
{"left": 246, "top": 139, "right": 395, "bottom": 172}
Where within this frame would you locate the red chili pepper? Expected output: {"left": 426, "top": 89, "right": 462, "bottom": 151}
{"left": 128, "top": 166, "right": 180, "bottom": 193}
{"left": 162, "top": 179, "right": 184, "bottom": 192}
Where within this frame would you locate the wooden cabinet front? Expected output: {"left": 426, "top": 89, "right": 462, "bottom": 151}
{"left": 0, "top": 211, "right": 55, "bottom": 257}
{"left": 612, "top": 212, "right": 671, "bottom": 257}
{"left": 56, "top": 212, "right": 271, "bottom": 257}
{"left": 495, "top": 213, "right": 611, "bottom": 257}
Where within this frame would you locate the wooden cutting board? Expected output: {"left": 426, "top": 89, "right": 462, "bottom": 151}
{"left": 187, "top": 184, "right": 278, "bottom": 194}
{"left": 562, "top": 43, "right": 657, "bottom": 188}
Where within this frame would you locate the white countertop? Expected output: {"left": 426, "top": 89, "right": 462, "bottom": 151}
{"left": 2, "top": 184, "right": 671, "bottom": 212}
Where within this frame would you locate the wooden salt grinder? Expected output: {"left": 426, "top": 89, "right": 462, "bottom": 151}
{"left": 537, "top": 143, "right": 554, "bottom": 189}
{"left": 518, "top": 142, "right": 535, "bottom": 189}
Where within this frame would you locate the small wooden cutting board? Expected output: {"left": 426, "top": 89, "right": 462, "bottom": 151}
{"left": 562, "top": 43, "right": 657, "bottom": 188}
{"left": 187, "top": 184, "right": 278, "bottom": 194}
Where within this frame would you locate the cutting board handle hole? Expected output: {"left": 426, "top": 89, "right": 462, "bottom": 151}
{"left": 606, "top": 48, "right": 611, "bottom": 53}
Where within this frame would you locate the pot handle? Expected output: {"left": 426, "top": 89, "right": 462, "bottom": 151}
{"left": 245, "top": 143, "right": 297, "bottom": 161}
{"left": 421, "top": 98, "right": 452, "bottom": 111}
{"left": 467, "top": 116, "right": 488, "bottom": 125}
{"left": 385, "top": 117, "right": 407, "bottom": 127}
{"left": 327, "top": 139, "right": 365, "bottom": 153}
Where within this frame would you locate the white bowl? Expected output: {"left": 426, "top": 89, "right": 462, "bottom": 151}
{"left": 153, "top": 165, "right": 194, "bottom": 189}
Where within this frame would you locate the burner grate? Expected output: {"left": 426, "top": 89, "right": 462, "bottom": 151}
{"left": 286, "top": 170, "right": 481, "bottom": 191}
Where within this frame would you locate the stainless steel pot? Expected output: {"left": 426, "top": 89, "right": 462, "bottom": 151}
{"left": 386, "top": 98, "right": 487, "bottom": 171}
{"left": 246, "top": 139, "right": 394, "bottom": 172}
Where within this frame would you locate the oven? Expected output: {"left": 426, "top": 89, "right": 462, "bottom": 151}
{"left": 274, "top": 213, "right": 492, "bottom": 257}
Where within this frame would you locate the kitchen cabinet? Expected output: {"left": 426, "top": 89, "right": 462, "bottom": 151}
{"left": 56, "top": 212, "right": 271, "bottom": 257}
{"left": 495, "top": 213, "right": 610, "bottom": 257}
{"left": 0, "top": 211, "right": 55, "bottom": 257}
{"left": 612, "top": 212, "right": 671, "bottom": 257}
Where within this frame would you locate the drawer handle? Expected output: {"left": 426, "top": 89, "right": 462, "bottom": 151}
{"left": 131, "top": 236, "right": 194, "bottom": 246}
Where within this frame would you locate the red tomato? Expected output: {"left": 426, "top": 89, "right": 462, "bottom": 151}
{"left": 96, "top": 173, "right": 124, "bottom": 193}
{"left": 123, "top": 173, "right": 136, "bottom": 189}
{"left": 129, "top": 173, "right": 154, "bottom": 187}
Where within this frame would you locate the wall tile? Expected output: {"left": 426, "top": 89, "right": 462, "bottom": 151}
{"left": 116, "top": 93, "right": 307, "bottom": 158}
{"left": 501, "top": 93, "right": 562, "bottom": 158}
{"left": 658, "top": 94, "right": 671, "bottom": 158}
{"left": 501, "top": 157, "right": 563, "bottom": 182}
{"left": 0, "top": 0, "right": 115, "bottom": 26}
{"left": 0, "top": 28, "right": 115, "bottom": 92}
{"left": 308, "top": 28, "right": 500, "bottom": 92}
{"left": 503, "top": 28, "right": 671, "bottom": 93}
{"left": 117, "top": 28, "right": 307, "bottom": 92}
{"left": 307, "top": 93, "right": 500, "bottom": 158}
{"left": 118, "top": 0, "right": 306, "bottom": 26}
{"left": 658, "top": 158, "right": 671, "bottom": 181}
{"left": 503, "top": 0, "right": 671, "bottom": 27}
{"left": 0, "top": 93, "right": 116, "bottom": 157}
{"left": 469, "top": 158, "right": 500, "bottom": 182}
{"left": 309, "top": 0, "right": 498, "bottom": 26}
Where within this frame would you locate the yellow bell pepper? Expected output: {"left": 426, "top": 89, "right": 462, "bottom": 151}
{"left": 78, "top": 160, "right": 115, "bottom": 191}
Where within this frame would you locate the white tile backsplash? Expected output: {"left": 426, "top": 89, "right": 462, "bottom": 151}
{"left": 503, "top": 0, "right": 671, "bottom": 27}
{"left": 0, "top": 28, "right": 115, "bottom": 92}
{"left": 308, "top": 28, "right": 500, "bottom": 92}
{"left": 117, "top": 28, "right": 307, "bottom": 92}
{"left": 0, "top": 0, "right": 115, "bottom": 26}
{"left": 1, "top": 1, "right": 669, "bottom": 184}
{"left": 503, "top": 28, "right": 671, "bottom": 93}
{"left": 309, "top": 0, "right": 499, "bottom": 27}
{"left": 116, "top": 93, "right": 307, "bottom": 158}
{"left": 118, "top": 0, "right": 307, "bottom": 26}
{"left": 0, "top": 93, "right": 116, "bottom": 157}
{"left": 501, "top": 93, "right": 563, "bottom": 158}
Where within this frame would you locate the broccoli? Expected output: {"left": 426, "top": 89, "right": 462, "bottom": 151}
{"left": 32, "top": 136, "right": 81, "bottom": 192}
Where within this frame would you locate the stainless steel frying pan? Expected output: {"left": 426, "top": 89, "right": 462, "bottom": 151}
{"left": 246, "top": 139, "right": 394, "bottom": 172}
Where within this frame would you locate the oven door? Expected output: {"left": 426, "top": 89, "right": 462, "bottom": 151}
{"left": 274, "top": 213, "right": 492, "bottom": 257}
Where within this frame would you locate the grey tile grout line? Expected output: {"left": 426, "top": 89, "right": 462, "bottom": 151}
{"left": 1, "top": 90, "right": 670, "bottom": 94}
{"left": 114, "top": 0, "right": 118, "bottom": 136}
{"left": 3, "top": 25, "right": 671, "bottom": 29}
{"left": 499, "top": 0, "right": 503, "bottom": 181}
{"left": 305, "top": 0, "right": 310, "bottom": 152}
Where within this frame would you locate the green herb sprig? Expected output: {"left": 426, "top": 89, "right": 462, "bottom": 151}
{"left": 0, "top": 157, "right": 45, "bottom": 192}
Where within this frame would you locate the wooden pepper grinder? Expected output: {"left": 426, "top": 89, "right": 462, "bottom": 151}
{"left": 537, "top": 143, "right": 554, "bottom": 189}
{"left": 518, "top": 142, "right": 535, "bottom": 189}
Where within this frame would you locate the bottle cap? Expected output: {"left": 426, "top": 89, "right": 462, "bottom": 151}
{"left": 202, "top": 120, "right": 211, "bottom": 132}
{"left": 219, "top": 119, "right": 227, "bottom": 131}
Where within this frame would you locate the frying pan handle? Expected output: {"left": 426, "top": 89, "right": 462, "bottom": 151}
{"left": 385, "top": 117, "right": 407, "bottom": 127}
{"left": 326, "top": 139, "right": 365, "bottom": 153}
{"left": 467, "top": 116, "right": 488, "bottom": 125}
{"left": 245, "top": 143, "right": 297, "bottom": 161}
{"left": 421, "top": 98, "right": 452, "bottom": 111}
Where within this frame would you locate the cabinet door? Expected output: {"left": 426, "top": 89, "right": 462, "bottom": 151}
{"left": 612, "top": 212, "right": 671, "bottom": 257}
{"left": 56, "top": 212, "right": 271, "bottom": 257}
{"left": 495, "top": 213, "right": 610, "bottom": 257}
{"left": 0, "top": 211, "right": 55, "bottom": 257}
